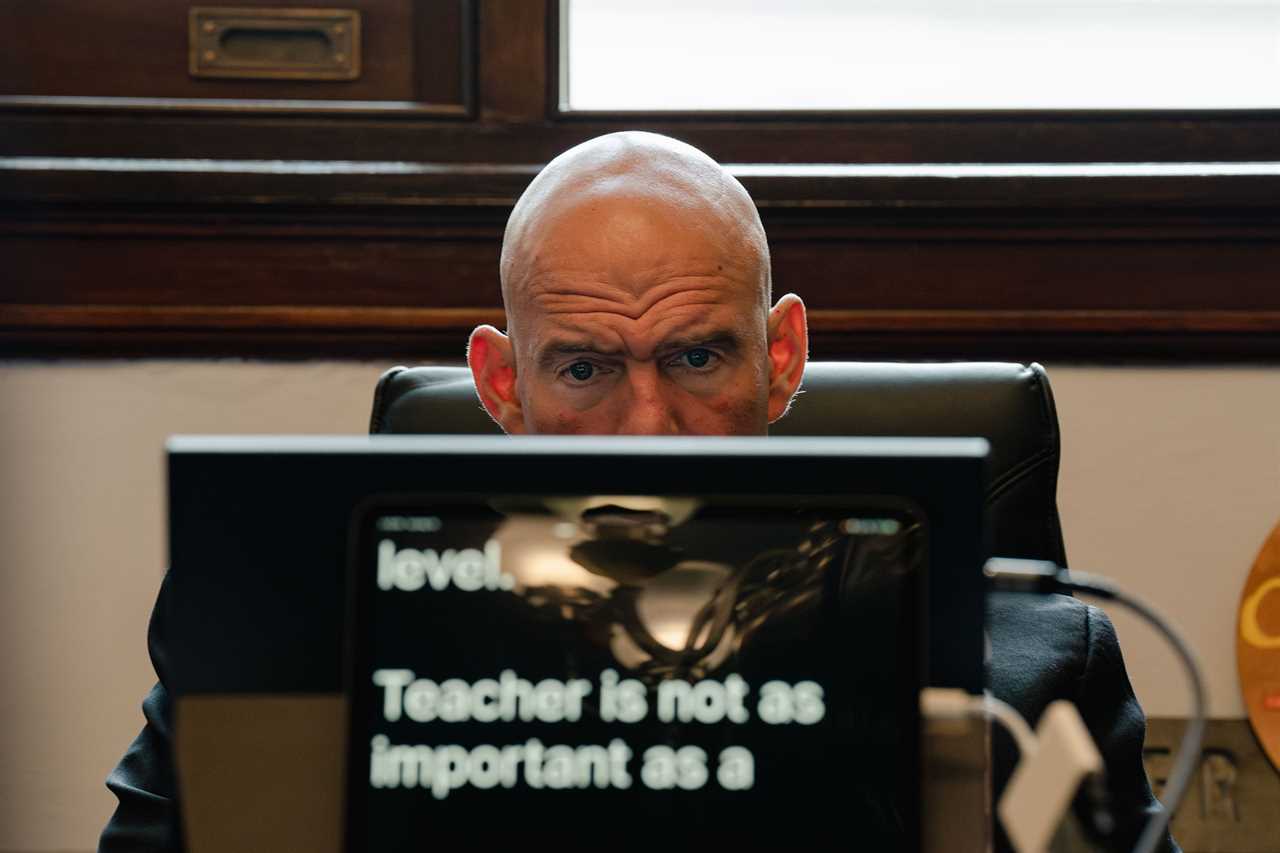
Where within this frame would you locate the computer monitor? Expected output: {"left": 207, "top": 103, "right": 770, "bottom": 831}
{"left": 165, "top": 435, "right": 987, "bottom": 850}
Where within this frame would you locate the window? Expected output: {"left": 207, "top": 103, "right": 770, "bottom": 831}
{"left": 564, "top": 0, "right": 1280, "bottom": 111}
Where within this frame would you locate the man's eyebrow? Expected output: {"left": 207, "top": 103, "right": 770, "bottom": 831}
{"left": 535, "top": 341, "right": 623, "bottom": 368}
{"left": 658, "top": 331, "right": 742, "bottom": 355}
{"left": 534, "top": 332, "right": 742, "bottom": 369}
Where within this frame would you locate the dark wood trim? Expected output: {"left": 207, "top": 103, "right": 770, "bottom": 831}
{"left": 478, "top": 0, "right": 550, "bottom": 123}
{"left": 811, "top": 310, "right": 1280, "bottom": 334}
{"left": 3, "top": 305, "right": 1279, "bottom": 362}
{"left": 8, "top": 304, "right": 1276, "bottom": 335}
{"left": 0, "top": 95, "right": 474, "bottom": 118}
{"left": 7, "top": 158, "right": 1280, "bottom": 210}
{"left": 0, "top": 306, "right": 501, "bottom": 359}
{"left": 0, "top": 304, "right": 504, "bottom": 332}
{"left": 548, "top": 0, "right": 566, "bottom": 115}
{"left": 8, "top": 110, "right": 1280, "bottom": 164}
{"left": 415, "top": 0, "right": 478, "bottom": 119}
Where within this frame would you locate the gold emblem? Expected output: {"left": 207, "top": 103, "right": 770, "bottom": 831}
{"left": 1237, "top": 521, "right": 1280, "bottom": 770}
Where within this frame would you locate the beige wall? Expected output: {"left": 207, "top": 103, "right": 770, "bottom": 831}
{"left": 0, "top": 360, "right": 1276, "bottom": 852}
{"left": 1051, "top": 366, "right": 1280, "bottom": 723}
{"left": 0, "top": 361, "right": 389, "bottom": 853}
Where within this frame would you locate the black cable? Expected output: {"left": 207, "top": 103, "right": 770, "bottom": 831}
{"left": 985, "top": 558, "right": 1207, "bottom": 853}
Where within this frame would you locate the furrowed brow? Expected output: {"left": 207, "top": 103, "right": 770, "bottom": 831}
{"left": 535, "top": 341, "right": 622, "bottom": 370}
{"left": 658, "top": 331, "right": 742, "bottom": 356}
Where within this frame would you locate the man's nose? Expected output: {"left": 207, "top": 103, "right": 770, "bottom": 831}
{"left": 616, "top": 362, "right": 680, "bottom": 435}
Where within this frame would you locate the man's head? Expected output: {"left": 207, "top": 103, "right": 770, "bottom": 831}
{"left": 468, "top": 131, "right": 807, "bottom": 435}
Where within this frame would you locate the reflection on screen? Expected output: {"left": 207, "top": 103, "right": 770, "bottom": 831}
{"left": 348, "top": 496, "right": 924, "bottom": 848}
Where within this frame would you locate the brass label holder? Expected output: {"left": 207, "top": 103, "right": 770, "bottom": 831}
{"left": 189, "top": 7, "right": 361, "bottom": 81}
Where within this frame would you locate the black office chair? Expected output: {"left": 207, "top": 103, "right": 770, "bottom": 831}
{"left": 368, "top": 361, "right": 1068, "bottom": 566}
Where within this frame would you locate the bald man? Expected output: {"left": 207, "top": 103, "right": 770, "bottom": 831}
{"left": 102, "top": 132, "right": 1174, "bottom": 852}
{"left": 467, "top": 131, "right": 808, "bottom": 435}
{"left": 458, "top": 133, "right": 1174, "bottom": 852}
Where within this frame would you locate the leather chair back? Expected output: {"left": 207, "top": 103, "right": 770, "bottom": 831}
{"left": 369, "top": 361, "right": 1067, "bottom": 564}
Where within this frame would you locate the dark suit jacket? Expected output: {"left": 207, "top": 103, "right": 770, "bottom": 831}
{"left": 987, "top": 591, "right": 1178, "bottom": 852}
{"left": 100, "top": 577, "right": 1177, "bottom": 852}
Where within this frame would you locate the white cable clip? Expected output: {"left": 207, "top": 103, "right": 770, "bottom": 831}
{"left": 998, "top": 700, "right": 1104, "bottom": 853}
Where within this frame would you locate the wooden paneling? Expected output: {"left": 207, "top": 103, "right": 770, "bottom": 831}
{"left": 6, "top": 111, "right": 1280, "bottom": 163}
{"left": 1145, "top": 719, "right": 1280, "bottom": 853}
{"left": 4, "top": 159, "right": 1280, "bottom": 360}
{"left": 2, "top": 0, "right": 1278, "bottom": 360}
{"left": 478, "top": 0, "right": 548, "bottom": 122}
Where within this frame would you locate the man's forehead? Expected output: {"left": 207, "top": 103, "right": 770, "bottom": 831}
{"left": 518, "top": 260, "right": 754, "bottom": 315}
{"left": 528, "top": 254, "right": 749, "bottom": 314}
{"left": 529, "top": 317, "right": 748, "bottom": 362}
{"left": 509, "top": 197, "right": 763, "bottom": 334}
{"left": 505, "top": 203, "right": 762, "bottom": 343}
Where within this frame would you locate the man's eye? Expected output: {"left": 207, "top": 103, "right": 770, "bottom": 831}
{"left": 681, "top": 348, "right": 714, "bottom": 369}
{"left": 566, "top": 361, "right": 595, "bottom": 381}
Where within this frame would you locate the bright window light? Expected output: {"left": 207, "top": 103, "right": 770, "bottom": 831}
{"left": 563, "top": 0, "right": 1280, "bottom": 110}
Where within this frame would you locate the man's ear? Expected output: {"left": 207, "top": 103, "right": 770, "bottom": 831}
{"left": 766, "top": 293, "right": 808, "bottom": 423}
{"left": 467, "top": 325, "right": 526, "bottom": 434}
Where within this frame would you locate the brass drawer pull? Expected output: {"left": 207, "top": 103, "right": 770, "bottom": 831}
{"left": 189, "top": 7, "right": 361, "bottom": 81}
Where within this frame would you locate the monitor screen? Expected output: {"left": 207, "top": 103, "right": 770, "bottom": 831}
{"left": 346, "top": 493, "right": 926, "bottom": 849}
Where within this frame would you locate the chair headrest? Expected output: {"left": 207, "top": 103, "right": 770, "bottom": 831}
{"left": 369, "top": 360, "right": 1065, "bottom": 563}
{"left": 370, "top": 361, "right": 1058, "bottom": 491}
